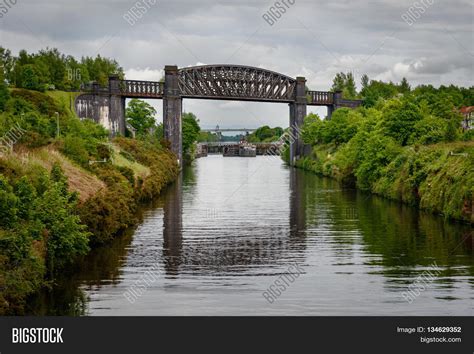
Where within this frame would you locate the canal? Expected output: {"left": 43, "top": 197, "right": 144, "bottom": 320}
{"left": 29, "top": 156, "right": 473, "bottom": 315}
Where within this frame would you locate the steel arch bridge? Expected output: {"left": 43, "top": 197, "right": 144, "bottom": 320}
{"left": 177, "top": 65, "right": 297, "bottom": 103}
{"left": 76, "top": 64, "right": 362, "bottom": 166}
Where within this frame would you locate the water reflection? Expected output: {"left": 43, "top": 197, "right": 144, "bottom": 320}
{"left": 27, "top": 156, "right": 473, "bottom": 315}
{"left": 161, "top": 160, "right": 307, "bottom": 277}
{"left": 162, "top": 171, "right": 183, "bottom": 276}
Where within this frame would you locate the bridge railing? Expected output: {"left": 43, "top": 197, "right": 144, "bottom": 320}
{"left": 307, "top": 91, "right": 334, "bottom": 105}
{"left": 337, "top": 99, "right": 364, "bottom": 108}
{"left": 121, "top": 80, "right": 164, "bottom": 98}
{"left": 80, "top": 82, "right": 110, "bottom": 94}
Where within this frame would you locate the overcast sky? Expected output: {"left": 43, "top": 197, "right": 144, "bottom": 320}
{"left": 0, "top": 0, "right": 472, "bottom": 129}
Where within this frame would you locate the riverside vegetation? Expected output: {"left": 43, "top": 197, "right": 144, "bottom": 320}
{"left": 0, "top": 49, "right": 181, "bottom": 313}
{"left": 294, "top": 75, "right": 473, "bottom": 224}
{"left": 0, "top": 46, "right": 205, "bottom": 315}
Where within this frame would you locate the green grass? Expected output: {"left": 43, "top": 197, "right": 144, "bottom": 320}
{"left": 110, "top": 144, "right": 150, "bottom": 180}
{"left": 45, "top": 91, "right": 81, "bottom": 117}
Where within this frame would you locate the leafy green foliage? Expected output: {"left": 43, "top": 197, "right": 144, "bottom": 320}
{"left": 247, "top": 126, "right": 284, "bottom": 143}
{"left": 126, "top": 99, "right": 157, "bottom": 136}
{"left": 198, "top": 131, "right": 219, "bottom": 142}
{"left": 16, "top": 64, "right": 44, "bottom": 91}
{"left": 381, "top": 99, "right": 423, "bottom": 145}
{"left": 408, "top": 116, "right": 447, "bottom": 145}
{"left": 355, "top": 133, "right": 401, "bottom": 190}
{"left": 0, "top": 176, "right": 19, "bottom": 228}
{"left": 0, "top": 69, "right": 9, "bottom": 111}
{"left": 182, "top": 112, "right": 201, "bottom": 162}
{"left": 2, "top": 46, "right": 123, "bottom": 91}
{"left": 297, "top": 80, "right": 473, "bottom": 223}
{"left": 331, "top": 72, "right": 357, "bottom": 99}
{"left": 0, "top": 82, "right": 178, "bottom": 313}
{"left": 302, "top": 109, "right": 362, "bottom": 145}
{"left": 34, "top": 175, "right": 90, "bottom": 270}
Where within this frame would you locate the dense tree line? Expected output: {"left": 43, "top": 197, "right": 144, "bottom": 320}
{"left": 247, "top": 126, "right": 284, "bottom": 143}
{"left": 329, "top": 71, "right": 474, "bottom": 110}
{"left": 0, "top": 47, "right": 124, "bottom": 92}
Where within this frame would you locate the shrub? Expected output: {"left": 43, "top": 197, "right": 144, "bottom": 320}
{"left": 355, "top": 133, "right": 401, "bottom": 190}
{"left": 61, "top": 135, "right": 90, "bottom": 165}
{"left": 381, "top": 99, "right": 423, "bottom": 146}
{"left": 408, "top": 116, "right": 448, "bottom": 145}
{"left": 462, "top": 129, "right": 474, "bottom": 141}
{"left": 0, "top": 176, "right": 19, "bottom": 228}
{"left": 0, "top": 82, "right": 9, "bottom": 112}
{"left": 33, "top": 180, "right": 90, "bottom": 270}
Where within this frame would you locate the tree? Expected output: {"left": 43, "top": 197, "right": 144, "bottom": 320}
{"left": 344, "top": 72, "right": 357, "bottom": 99}
{"left": 0, "top": 46, "right": 15, "bottom": 84}
{"left": 0, "top": 68, "right": 9, "bottom": 111}
{"left": 34, "top": 48, "right": 67, "bottom": 89}
{"left": 81, "top": 55, "right": 124, "bottom": 86}
{"left": 331, "top": 72, "right": 346, "bottom": 92}
{"left": 361, "top": 80, "right": 399, "bottom": 107}
{"left": 14, "top": 177, "right": 37, "bottom": 220}
{"left": 0, "top": 176, "right": 18, "bottom": 228}
{"left": 361, "top": 74, "right": 369, "bottom": 91}
{"left": 17, "top": 64, "right": 44, "bottom": 91}
{"left": 399, "top": 77, "right": 411, "bottom": 93}
{"left": 33, "top": 182, "right": 89, "bottom": 270}
{"left": 331, "top": 72, "right": 357, "bottom": 99}
{"left": 126, "top": 99, "right": 157, "bottom": 136}
{"left": 381, "top": 99, "right": 423, "bottom": 146}
{"left": 408, "top": 115, "right": 447, "bottom": 145}
{"left": 302, "top": 113, "right": 323, "bottom": 144}
{"left": 182, "top": 112, "right": 200, "bottom": 158}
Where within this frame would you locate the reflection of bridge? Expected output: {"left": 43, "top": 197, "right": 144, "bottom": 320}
{"left": 161, "top": 166, "right": 307, "bottom": 276}
{"left": 76, "top": 64, "right": 363, "bottom": 166}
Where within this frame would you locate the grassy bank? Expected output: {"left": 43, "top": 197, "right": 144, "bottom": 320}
{"left": 295, "top": 93, "right": 473, "bottom": 224}
{"left": 296, "top": 142, "right": 473, "bottom": 223}
{"left": 0, "top": 89, "right": 179, "bottom": 314}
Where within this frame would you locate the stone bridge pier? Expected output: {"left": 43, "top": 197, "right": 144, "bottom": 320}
{"left": 289, "top": 77, "right": 307, "bottom": 165}
{"left": 163, "top": 66, "right": 183, "bottom": 166}
{"left": 74, "top": 76, "right": 126, "bottom": 137}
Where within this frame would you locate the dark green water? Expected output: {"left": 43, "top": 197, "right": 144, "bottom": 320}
{"left": 29, "top": 156, "right": 473, "bottom": 315}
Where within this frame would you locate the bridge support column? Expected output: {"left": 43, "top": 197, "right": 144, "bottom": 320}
{"left": 327, "top": 90, "right": 342, "bottom": 120}
{"left": 109, "top": 75, "right": 126, "bottom": 136}
{"left": 289, "top": 76, "right": 307, "bottom": 165}
{"left": 74, "top": 77, "right": 125, "bottom": 137}
{"left": 163, "top": 65, "right": 183, "bottom": 167}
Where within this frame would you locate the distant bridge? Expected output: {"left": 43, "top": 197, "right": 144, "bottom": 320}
{"left": 198, "top": 142, "right": 282, "bottom": 155}
{"left": 201, "top": 128, "right": 256, "bottom": 133}
{"left": 76, "top": 64, "right": 363, "bottom": 166}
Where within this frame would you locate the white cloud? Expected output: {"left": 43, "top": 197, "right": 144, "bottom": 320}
{"left": 125, "top": 68, "right": 163, "bottom": 81}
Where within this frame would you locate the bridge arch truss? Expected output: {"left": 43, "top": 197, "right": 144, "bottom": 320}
{"left": 177, "top": 65, "right": 297, "bottom": 103}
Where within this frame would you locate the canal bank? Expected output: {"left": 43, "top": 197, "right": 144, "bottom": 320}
{"left": 293, "top": 142, "right": 474, "bottom": 224}
{"left": 0, "top": 138, "right": 179, "bottom": 315}
{"left": 0, "top": 89, "right": 180, "bottom": 314}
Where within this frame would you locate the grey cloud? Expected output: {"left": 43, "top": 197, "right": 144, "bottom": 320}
{"left": 0, "top": 0, "right": 472, "bottom": 127}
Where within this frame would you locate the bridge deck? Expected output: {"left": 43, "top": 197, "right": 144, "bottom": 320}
{"left": 83, "top": 72, "right": 362, "bottom": 108}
